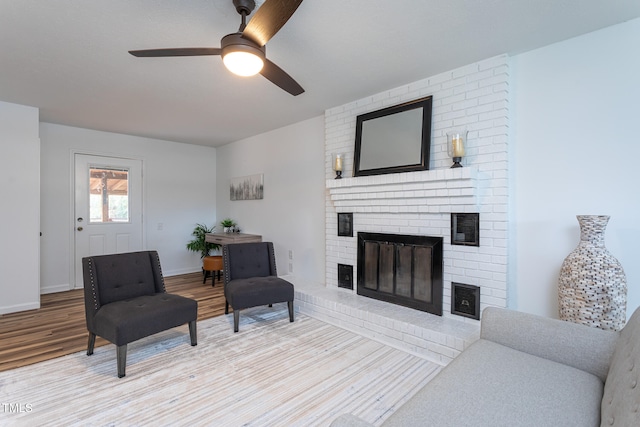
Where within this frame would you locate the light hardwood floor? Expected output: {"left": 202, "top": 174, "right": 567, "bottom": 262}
{"left": 0, "top": 272, "right": 226, "bottom": 372}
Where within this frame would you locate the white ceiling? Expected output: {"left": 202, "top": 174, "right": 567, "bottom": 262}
{"left": 2, "top": 0, "right": 640, "bottom": 147}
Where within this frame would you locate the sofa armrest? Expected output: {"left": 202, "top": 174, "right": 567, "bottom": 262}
{"left": 481, "top": 307, "right": 618, "bottom": 381}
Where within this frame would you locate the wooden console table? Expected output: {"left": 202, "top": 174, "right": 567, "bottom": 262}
{"left": 205, "top": 233, "right": 262, "bottom": 246}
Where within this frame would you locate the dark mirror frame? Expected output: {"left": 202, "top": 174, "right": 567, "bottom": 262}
{"left": 353, "top": 96, "right": 432, "bottom": 177}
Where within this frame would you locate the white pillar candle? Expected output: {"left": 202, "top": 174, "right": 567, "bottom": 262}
{"left": 452, "top": 136, "right": 465, "bottom": 157}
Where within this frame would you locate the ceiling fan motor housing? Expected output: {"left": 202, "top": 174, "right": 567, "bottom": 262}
{"left": 221, "top": 33, "right": 266, "bottom": 60}
{"left": 233, "top": 0, "right": 256, "bottom": 16}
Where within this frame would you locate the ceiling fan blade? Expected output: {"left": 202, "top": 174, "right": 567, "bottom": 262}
{"left": 260, "top": 59, "right": 304, "bottom": 96}
{"left": 242, "top": 0, "right": 303, "bottom": 46}
{"left": 129, "top": 48, "right": 222, "bottom": 57}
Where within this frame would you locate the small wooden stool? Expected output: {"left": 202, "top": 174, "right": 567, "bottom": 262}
{"left": 202, "top": 255, "right": 223, "bottom": 286}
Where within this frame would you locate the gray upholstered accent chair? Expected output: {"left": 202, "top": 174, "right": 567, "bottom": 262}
{"left": 82, "top": 250, "right": 198, "bottom": 378}
{"left": 223, "top": 242, "right": 294, "bottom": 332}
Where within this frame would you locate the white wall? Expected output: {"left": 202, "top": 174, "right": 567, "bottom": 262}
{"left": 39, "top": 123, "right": 217, "bottom": 292}
{"left": 215, "top": 116, "right": 325, "bottom": 283}
{"left": 0, "top": 101, "right": 40, "bottom": 314}
{"left": 511, "top": 17, "right": 640, "bottom": 319}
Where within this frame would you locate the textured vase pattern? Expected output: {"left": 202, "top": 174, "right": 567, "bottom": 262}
{"left": 558, "top": 215, "right": 627, "bottom": 331}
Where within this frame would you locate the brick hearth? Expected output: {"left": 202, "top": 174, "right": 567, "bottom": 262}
{"left": 287, "top": 276, "right": 480, "bottom": 365}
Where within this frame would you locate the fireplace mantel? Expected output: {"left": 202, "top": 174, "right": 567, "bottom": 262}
{"left": 326, "top": 167, "right": 477, "bottom": 212}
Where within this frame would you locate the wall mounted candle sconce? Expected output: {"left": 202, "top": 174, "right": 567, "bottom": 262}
{"left": 446, "top": 130, "right": 467, "bottom": 168}
{"left": 332, "top": 153, "right": 344, "bottom": 179}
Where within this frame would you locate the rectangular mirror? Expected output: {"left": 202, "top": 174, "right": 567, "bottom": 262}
{"left": 353, "top": 96, "right": 432, "bottom": 177}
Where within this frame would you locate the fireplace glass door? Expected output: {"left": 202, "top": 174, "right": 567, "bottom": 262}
{"left": 358, "top": 233, "right": 442, "bottom": 315}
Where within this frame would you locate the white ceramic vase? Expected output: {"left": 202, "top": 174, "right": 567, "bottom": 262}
{"left": 558, "top": 215, "right": 627, "bottom": 331}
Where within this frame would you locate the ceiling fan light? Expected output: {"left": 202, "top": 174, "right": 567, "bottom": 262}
{"left": 223, "top": 51, "right": 264, "bottom": 76}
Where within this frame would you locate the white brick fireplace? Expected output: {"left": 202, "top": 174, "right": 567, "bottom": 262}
{"left": 325, "top": 55, "right": 509, "bottom": 321}
{"left": 293, "top": 55, "right": 509, "bottom": 364}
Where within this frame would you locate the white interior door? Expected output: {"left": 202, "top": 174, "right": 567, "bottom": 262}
{"left": 74, "top": 154, "right": 143, "bottom": 288}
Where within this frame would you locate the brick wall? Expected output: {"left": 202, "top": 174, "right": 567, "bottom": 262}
{"left": 324, "top": 55, "right": 509, "bottom": 321}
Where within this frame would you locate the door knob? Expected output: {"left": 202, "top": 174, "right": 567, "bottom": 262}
{"left": 77, "top": 226, "right": 83, "bottom": 231}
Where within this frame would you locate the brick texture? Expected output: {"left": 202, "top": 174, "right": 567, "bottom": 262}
{"left": 325, "top": 55, "right": 509, "bottom": 322}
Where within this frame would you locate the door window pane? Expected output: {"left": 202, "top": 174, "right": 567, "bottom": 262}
{"left": 89, "top": 167, "right": 130, "bottom": 223}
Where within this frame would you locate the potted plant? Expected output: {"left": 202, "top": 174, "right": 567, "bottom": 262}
{"left": 186, "top": 223, "right": 220, "bottom": 259}
{"left": 220, "top": 218, "right": 237, "bottom": 233}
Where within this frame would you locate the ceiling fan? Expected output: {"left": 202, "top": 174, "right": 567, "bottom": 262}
{"left": 129, "top": 0, "right": 304, "bottom": 96}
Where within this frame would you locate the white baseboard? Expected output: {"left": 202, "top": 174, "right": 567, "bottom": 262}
{"left": 41, "top": 284, "right": 72, "bottom": 294}
{"left": 0, "top": 301, "right": 40, "bottom": 315}
{"left": 38, "top": 270, "right": 202, "bottom": 296}
{"left": 2, "top": 270, "right": 202, "bottom": 315}
{"left": 163, "top": 267, "right": 201, "bottom": 277}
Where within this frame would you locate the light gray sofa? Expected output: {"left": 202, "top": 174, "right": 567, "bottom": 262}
{"left": 331, "top": 306, "right": 640, "bottom": 427}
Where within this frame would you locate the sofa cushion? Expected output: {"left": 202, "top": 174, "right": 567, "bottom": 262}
{"left": 93, "top": 293, "right": 197, "bottom": 346}
{"left": 601, "top": 308, "right": 640, "bottom": 426}
{"left": 383, "top": 339, "right": 603, "bottom": 427}
{"left": 481, "top": 306, "right": 618, "bottom": 382}
{"left": 225, "top": 276, "right": 294, "bottom": 310}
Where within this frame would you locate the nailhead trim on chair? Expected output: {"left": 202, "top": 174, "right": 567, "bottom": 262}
{"left": 87, "top": 258, "right": 100, "bottom": 310}
{"left": 154, "top": 251, "right": 167, "bottom": 293}
{"left": 268, "top": 242, "right": 278, "bottom": 276}
{"left": 223, "top": 245, "right": 231, "bottom": 285}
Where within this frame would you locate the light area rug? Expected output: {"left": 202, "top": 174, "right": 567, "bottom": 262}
{"left": 0, "top": 307, "right": 441, "bottom": 426}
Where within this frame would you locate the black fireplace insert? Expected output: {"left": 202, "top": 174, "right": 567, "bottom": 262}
{"left": 357, "top": 232, "right": 443, "bottom": 315}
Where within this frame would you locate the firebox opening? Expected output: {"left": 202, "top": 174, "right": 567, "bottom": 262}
{"left": 357, "top": 232, "right": 443, "bottom": 316}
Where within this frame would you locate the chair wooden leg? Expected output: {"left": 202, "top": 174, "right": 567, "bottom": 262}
{"left": 87, "top": 332, "right": 96, "bottom": 356}
{"left": 225, "top": 300, "right": 229, "bottom": 314}
{"left": 189, "top": 320, "right": 197, "bottom": 346}
{"left": 117, "top": 344, "right": 127, "bottom": 378}
{"left": 233, "top": 310, "right": 240, "bottom": 333}
{"left": 288, "top": 301, "right": 294, "bottom": 323}
{"left": 203, "top": 270, "right": 209, "bottom": 284}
